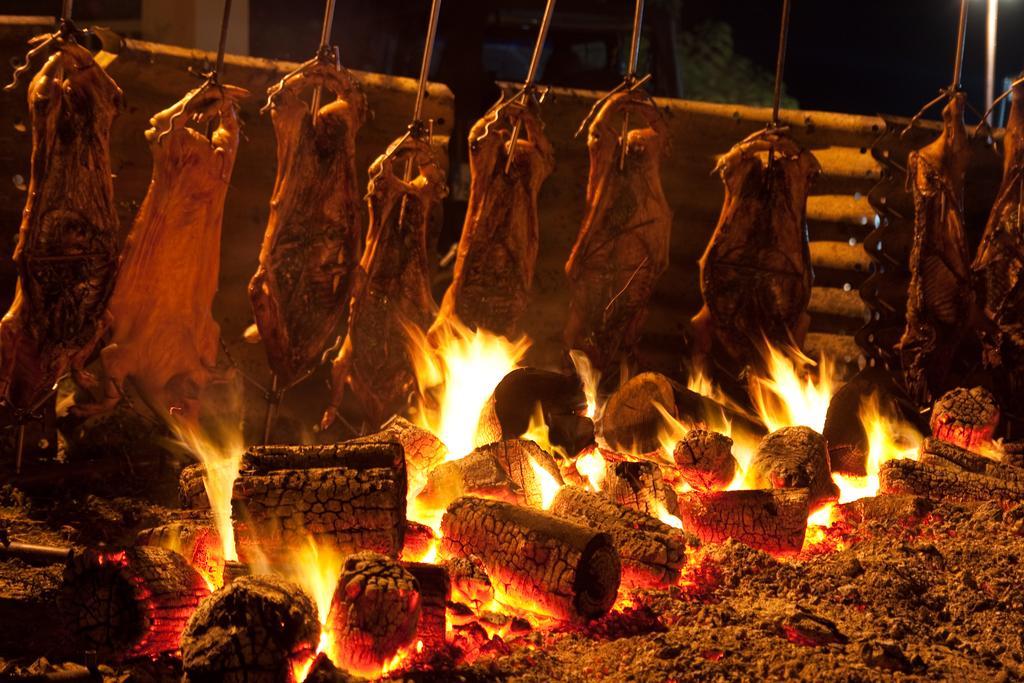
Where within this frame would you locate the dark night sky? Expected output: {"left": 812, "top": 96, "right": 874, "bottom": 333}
{"left": 694, "top": 0, "right": 1024, "bottom": 119}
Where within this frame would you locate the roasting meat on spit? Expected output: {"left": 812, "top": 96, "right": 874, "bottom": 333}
{"left": 898, "top": 93, "right": 974, "bottom": 405}
{"left": 433, "top": 97, "right": 554, "bottom": 337}
{"left": 322, "top": 136, "right": 447, "bottom": 430}
{"left": 248, "top": 60, "right": 367, "bottom": 389}
{"left": 564, "top": 90, "right": 672, "bottom": 376}
{"left": 691, "top": 128, "right": 820, "bottom": 373}
{"left": 0, "top": 39, "right": 122, "bottom": 414}
{"left": 973, "top": 81, "right": 1024, "bottom": 379}
{"left": 75, "top": 83, "right": 248, "bottom": 422}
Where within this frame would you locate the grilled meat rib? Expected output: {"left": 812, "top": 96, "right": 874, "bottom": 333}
{"left": 691, "top": 128, "right": 820, "bottom": 371}
{"left": 0, "top": 40, "right": 122, "bottom": 413}
{"left": 433, "top": 98, "right": 554, "bottom": 337}
{"left": 75, "top": 84, "right": 248, "bottom": 422}
{"left": 973, "top": 82, "right": 1024, "bottom": 369}
{"left": 564, "top": 91, "right": 672, "bottom": 376}
{"left": 898, "top": 93, "right": 974, "bottom": 404}
{"left": 248, "top": 61, "right": 367, "bottom": 390}
{"left": 322, "top": 136, "right": 447, "bottom": 430}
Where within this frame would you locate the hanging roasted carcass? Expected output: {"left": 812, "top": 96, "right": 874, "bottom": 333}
{"left": 432, "top": 97, "right": 554, "bottom": 338}
{"left": 0, "top": 39, "right": 122, "bottom": 416}
{"left": 248, "top": 59, "right": 367, "bottom": 390}
{"left": 74, "top": 83, "right": 248, "bottom": 422}
{"left": 691, "top": 127, "right": 820, "bottom": 373}
{"left": 898, "top": 92, "right": 975, "bottom": 404}
{"left": 322, "top": 135, "right": 447, "bottom": 430}
{"left": 564, "top": 90, "right": 672, "bottom": 377}
{"left": 973, "top": 80, "right": 1024, "bottom": 379}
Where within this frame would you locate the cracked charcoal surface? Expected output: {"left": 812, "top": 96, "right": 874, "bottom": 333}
{"left": 440, "top": 497, "right": 621, "bottom": 621}
{"left": 673, "top": 429, "right": 737, "bottom": 491}
{"left": 550, "top": 486, "right": 689, "bottom": 588}
{"left": 417, "top": 449, "right": 523, "bottom": 510}
{"left": 444, "top": 555, "right": 494, "bottom": 606}
{"left": 61, "top": 546, "right": 210, "bottom": 661}
{"left": 328, "top": 552, "right": 420, "bottom": 676}
{"left": 599, "top": 372, "right": 676, "bottom": 454}
{"left": 676, "top": 488, "right": 810, "bottom": 555}
{"left": 750, "top": 427, "right": 839, "bottom": 513}
{"left": 401, "top": 561, "right": 450, "bottom": 651}
{"left": 354, "top": 416, "right": 447, "bottom": 493}
{"left": 921, "top": 437, "right": 1024, "bottom": 481}
{"left": 181, "top": 575, "right": 318, "bottom": 683}
{"left": 930, "top": 387, "right": 1000, "bottom": 449}
{"left": 881, "top": 458, "right": 1024, "bottom": 504}
{"left": 602, "top": 458, "right": 678, "bottom": 516}
{"left": 475, "top": 439, "right": 564, "bottom": 509}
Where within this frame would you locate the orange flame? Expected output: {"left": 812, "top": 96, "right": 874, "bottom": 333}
{"left": 406, "top": 317, "right": 529, "bottom": 459}
{"left": 171, "top": 420, "right": 244, "bottom": 564}
{"left": 529, "top": 454, "right": 563, "bottom": 510}
{"left": 749, "top": 343, "right": 837, "bottom": 433}
{"left": 575, "top": 446, "right": 607, "bottom": 492}
{"left": 569, "top": 349, "right": 601, "bottom": 420}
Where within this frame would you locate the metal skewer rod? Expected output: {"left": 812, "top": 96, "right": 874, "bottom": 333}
{"left": 952, "top": 0, "right": 969, "bottom": 91}
{"left": 61, "top": 0, "right": 74, "bottom": 23}
{"left": 618, "top": 0, "right": 645, "bottom": 170}
{"left": 412, "top": 0, "right": 443, "bottom": 130}
{"left": 213, "top": 0, "right": 233, "bottom": 83}
{"left": 310, "top": 0, "right": 339, "bottom": 120}
{"left": 262, "top": 374, "right": 280, "bottom": 445}
{"left": 504, "top": 0, "right": 557, "bottom": 174}
{"left": 770, "top": 0, "right": 792, "bottom": 128}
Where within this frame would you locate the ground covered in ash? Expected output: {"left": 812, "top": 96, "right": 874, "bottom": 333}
{"left": 3, "top": 479, "right": 1024, "bottom": 682}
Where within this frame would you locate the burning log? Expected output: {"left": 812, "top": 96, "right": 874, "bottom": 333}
{"left": 60, "top": 546, "right": 211, "bottom": 660}
{"left": 603, "top": 458, "right": 678, "bottom": 516}
{"left": 440, "top": 497, "right": 621, "bottom": 622}
{"left": 181, "top": 442, "right": 407, "bottom": 558}
{"left": 675, "top": 488, "right": 811, "bottom": 554}
{"left": 476, "top": 439, "right": 564, "bottom": 509}
{"left": 135, "top": 522, "right": 225, "bottom": 585}
{"left": 880, "top": 459, "right": 1024, "bottom": 503}
{"left": 416, "top": 448, "right": 523, "bottom": 510}
{"left": 181, "top": 575, "right": 319, "bottom": 683}
{"left": 920, "top": 437, "right": 1024, "bottom": 481}
{"left": 443, "top": 555, "right": 494, "bottom": 606}
{"left": 401, "top": 561, "right": 450, "bottom": 652}
{"left": 549, "top": 486, "right": 689, "bottom": 587}
{"left": 327, "top": 552, "right": 420, "bottom": 677}
{"left": 749, "top": 427, "right": 838, "bottom": 513}
{"left": 833, "top": 494, "right": 934, "bottom": 525}
{"left": 672, "top": 429, "right": 737, "bottom": 491}
{"left": 402, "top": 521, "right": 437, "bottom": 561}
{"left": 600, "top": 372, "right": 676, "bottom": 453}
{"left": 353, "top": 416, "right": 447, "bottom": 492}
{"left": 488, "top": 368, "right": 595, "bottom": 455}
{"left": 930, "top": 386, "right": 1000, "bottom": 450}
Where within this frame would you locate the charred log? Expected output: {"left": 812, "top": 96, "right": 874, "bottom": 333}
{"left": 416, "top": 448, "right": 523, "bottom": 510}
{"left": 672, "top": 429, "right": 737, "bottom": 491}
{"left": 603, "top": 458, "right": 678, "bottom": 516}
{"left": 600, "top": 372, "right": 676, "bottom": 453}
{"left": 60, "top": 546, "right": 210, "bottom": 660}
{"left": 440, "top": 497, "right": 621, "bottom": 621}
{"left": 353, "top": 416, "right": 447, "bottom": 493}
{"left": 749, "top": 427, "right": 838, "bottom": 513}
{"left": 487, "top": 368, "right": 594, "bottom": 455}
{"left": 327, "top": 552, "right": 420, "bottom": 677}
{"left": 880, "top": 458, "right": 1024, "bottom": 503}
{"left": 930, "top": 387, "right": 1000, "bottom": 450}
{"left": 401, "top": 561, "right": 450, "bottom": 652}
{"left": 920, "top": 437, "right": 1024, "bottom": 481}
{"left": 833, "top": 494, "right": 934, "bottom": 525}
{"left": 181, "top": 575, "right": 319, "bottom": 683}
{"left": 549, "top": 486, "right": 688, "bottom": 588}
{"left": 402, "top": 521, "right": 437, "bottom": 562}
{"left": 675, "top": 488, "right": 810, "bottom": 555}
{"left": 475, "top": 439, "right": 564, "bottom": 509}
{"left": 443, "top": 555, "right": 494, "bottom": 606}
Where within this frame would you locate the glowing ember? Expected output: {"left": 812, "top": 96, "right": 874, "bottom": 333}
{"left": 652, "top": 500, "right": 683, "bottom": 529}
{"left": 575, "top": 446, "right": 607, "bottom": 492}
{"left": 569, "top": 349, "right": 601, "bottom": 420}
{"left": 529, "top": 455, "right": 563, "bottom": 510}
{"left": 407, "top": 317, "right": 529, "bottom": 459}
{"left": 749, "top": 343, "right": 837, "bottom": 433}
{"left": 172, "top": 420, "right": 244, "bottom": 564}
{"left": 834, "top": 393, "right": 922, "bottom": 504}
{"left": 279, "top": 536, "right": 344, "bottom": 679}
{"left": 804, "top": 502, "right": 837, "bottom": 540}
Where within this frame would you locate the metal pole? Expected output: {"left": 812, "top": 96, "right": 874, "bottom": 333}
{"left": 619, "top": 0, "right": 645, "bottom": 170}
{"left": 771, "top": 0, "right": 792, "bottom": 127}
{"left": 986, "top": 0, "right": 998, "bottom": 120}
{"left": 952, "top": 0, "right": 968, "bottom": 91}
{"left": 505, "top": 0, "right": 558, "bottom": 173}
{"left": 61, "top": 0, "right": 74, "bottom": 22}
{"left": 310, "top": 0, "right": 339, "bottom": 120}
{"left": 214, "top": 0, "right": 233, "bottom": 82}
{"left": 262, "top": 374, "right": 279, "bottom": 445}
{"left": 14, "top": 423, "right": 25, "bottom": 475}
{"left": 413, "top": 0, "right": 444, "bottom": 126}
